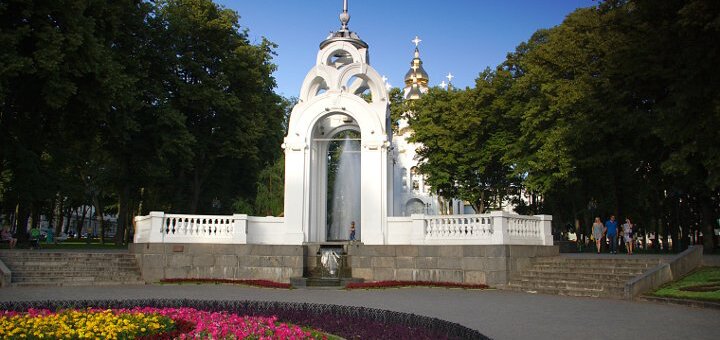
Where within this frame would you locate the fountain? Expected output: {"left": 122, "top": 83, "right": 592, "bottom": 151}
{"left": 289, "top": 136, "right": 364, "bottom": 287}
{"left": 290, "top": 244, "right": 363, "bottom": 287}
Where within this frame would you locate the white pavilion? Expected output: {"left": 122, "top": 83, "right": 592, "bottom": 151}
{"left": 134, "top": 1, "right": 552, "bottom": 247}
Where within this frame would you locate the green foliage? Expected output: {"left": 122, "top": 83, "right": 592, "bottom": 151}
{"left": 408, "top": 0, "right": 719, "bottom": 251}
{"left": 387, "top": 87, "right": 405, "bottom": 133}
{"left": 231, "top": 197, "right": 254, "bottom": 215}
{"left": 0, "top": 0, "right": 286, "bottom": 241}
{"left": 409, "top": 81, "right": 521, "bottom": 213}
{"left": 253, "top": 156, "right": 284, "bottom": 216}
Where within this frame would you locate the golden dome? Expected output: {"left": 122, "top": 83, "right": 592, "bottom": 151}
{"left": 404, "top": 48, "right": 429, "bottom": 87}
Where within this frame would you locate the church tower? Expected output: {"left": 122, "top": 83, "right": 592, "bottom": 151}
{"left": 392, "top": 37, "right": 438, "bottom": 216}
{"left": 403, "top": 36, "right": 430, "bottom": 100}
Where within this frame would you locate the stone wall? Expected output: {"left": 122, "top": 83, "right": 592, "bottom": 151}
{"left": 624, "top": 245, "right": 703, "bottom": 299}
{"left": 130, "top": 244, "right": 303, "bottom": 283}
{"left": 130, "top": 243, "right": 557, "bottom": 286}
{"left": 343, "top": 244, "right": 558, "bottom": 286}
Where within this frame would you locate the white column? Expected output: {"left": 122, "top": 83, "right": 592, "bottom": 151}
{"left": 282, "top": 143, "right": 307, "bottom": 245}
{"left": 133, "top": 211, "right": 165, "bottom": 243}
{"left": 536, "top": 214, "right": 554, "bottom": 246}
{"left": 360, "top": 141, "right": 387, "bottom": 244}
{"left": 232, "top": 214, "right": 248, "bottom": 244}
{"left": 490, "top": 211, "right": 509, "bottom": 245}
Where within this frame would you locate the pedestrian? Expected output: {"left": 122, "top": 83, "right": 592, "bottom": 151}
{"left": 1, "top": 226, "right": 17, "bottom": 249}
{"left": 592, "top": 217, "right": 604, "bottom": 254}
{"left": 622, "top": 218, "right": 634, "bottom": 255}
{"left": 604, "top": 215, "right": 618, "bottom": 254}
{"left": 349, "top": 221, "right": 356, "bottom": 241}
{"left": 29, "top": 225, "right": 41, "bottom": 249}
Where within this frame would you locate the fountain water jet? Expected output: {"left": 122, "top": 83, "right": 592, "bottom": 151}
{"left": 328, "top": 136, "right": 361, "bottom": 241}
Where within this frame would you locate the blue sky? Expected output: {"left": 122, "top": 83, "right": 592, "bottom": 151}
{"left": 217, "top": 0, "right": 597, "bottom": 97}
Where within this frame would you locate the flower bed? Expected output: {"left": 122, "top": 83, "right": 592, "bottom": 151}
{"left": 0, "top": 300, "right": 489, "bottom": 340}
{"left": 345, "top": 280, "right": 489, "bottom": 290}
{"left": 160, "top": 278, "right": 292, "bottom": 289}
{"left": 0, "top": 307, "right": 324, "bottom": 339}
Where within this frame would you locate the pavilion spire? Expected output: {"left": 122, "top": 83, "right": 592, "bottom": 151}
{"left": 340, "top": 0, "right": 350, "bottom": 31}
{"left": 320, "top": 0, "right": 367, "bottom": 49}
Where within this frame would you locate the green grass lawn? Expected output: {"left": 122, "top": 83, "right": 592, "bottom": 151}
{"left": 650, "top": 267, "right": 720, "bottom": 301}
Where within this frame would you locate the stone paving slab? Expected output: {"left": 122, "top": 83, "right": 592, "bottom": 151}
{"left": 0, "top": 285, "right": 718, "bottom": 340}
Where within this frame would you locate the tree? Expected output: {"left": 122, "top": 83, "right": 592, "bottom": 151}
{"left": 409, "top": 80, "right": 521, "bottom": 213}
{"left": 158, "top": 0, "right": 285, "bottom": 214}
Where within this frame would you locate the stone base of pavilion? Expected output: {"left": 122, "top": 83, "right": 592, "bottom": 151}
{"left": 132, "top": 212, "right": 557, "bottom": 286}
{"left": 129, "top": 242, "right": 558, "bottom": 286}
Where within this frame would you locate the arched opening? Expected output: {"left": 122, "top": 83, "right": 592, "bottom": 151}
{"left": 326, "top": 129, "right": 361, "bottom": 240}
{"left": 347, "top": 75, "right": 372, "bottom": 103}
{"left": 307, "top": 113, "right": 362, "bottom": 242}
{"left": 327, "top": 50, "right": 354, "bottom": 69}
{"left": 405, "top": 198, "right": 426, "bottom": 216}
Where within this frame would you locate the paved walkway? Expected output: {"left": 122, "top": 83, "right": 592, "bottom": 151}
{"left": 0, "top": 285, "right": 718, "bottom": 339}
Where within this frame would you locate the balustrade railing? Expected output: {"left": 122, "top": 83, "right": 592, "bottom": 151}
{"left": 424, "top": 215, "right": 493, "bottom": 240}
{"left": 395, "top": 211, "right": 552, "bottom": 245}
{"left": 161, "top": 215, "right": 235, "bottom": 239}
{"left": 136, "top": 211, "right": 552, "bottom": 246}
{"left": 506, "top": 215, "right": 542, "bottom": 239}
{"left": 134, "top": 212, "right": 248, "bottom": 244}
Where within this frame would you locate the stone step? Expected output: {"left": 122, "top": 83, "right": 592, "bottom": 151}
{"left": 1, "top": 259, "right": 137, "bottom": 266}
{"left": 530, "top": 263, "right": 651, "bottom": 271}
{"left": 12, "top": 270, "right": 138, "bottom": 278}
{"left": 510, "top": 277, "right": 626, "bottom": 287}
{"left": 0, "top": 254, "right": 135, "bottom": 260}
{"left": 11, "top": 279, "right": 146, "bottom": 287}
{"left": 0, "top": 251, "right": 143, "bottom": 287}
{"left": 534, "top": 257, "right": 661, "bottom": 264}
{"left": 5, "top": 264, "right": 139, "bottom": 271}
{"left": 505, "top": 284, "right": 622, "bottom": 298}
{"left": 12, "top": 275, "right": 142, "bottom": 283}
{"left": 0, "top": 254, "right": 134, "bottom": 260}
{"left": 527, "top": 267, "right": 646, "bottom": 276}
{"left": 304, "top": 278, "right": 344, "bottom": 287}
{"left": 501, "top": 257, "right": 661, "bottom": 298}
{"left": 508, "top": 281, "right": 625, "bottom": 296}
{"left": 533, "top": 259, "right": 658, "bottom": 266}
{"left": 515, "top": 271, "right": 636, "bottom": 282}
{"left": 531, "top": 263, "right": 659, "bottom": 270}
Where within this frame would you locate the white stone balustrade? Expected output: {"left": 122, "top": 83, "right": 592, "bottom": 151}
{"left": 135, "top": 211, "right": 552, "bottom": 246}
{"left": 134, "top": 212, "right": 248, "bottom": 244}
{"left": 388, "top": 211, "right": 553, "bottom": 245}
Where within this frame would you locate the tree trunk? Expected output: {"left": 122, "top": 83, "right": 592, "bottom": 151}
{"left": 31, "top": 202, "right": 40, "bottom": 229}
{"left": 190, "top": 167, "right": 203, "bottom": 213}
{"left": 115, "top": 183, "right": 130, "bottom": 246}
{"left": 56, "top": 197, "right": 64, "bottom": 236}
{"left": 47, "top": 196, "right": 56, "bottom": 230}
{"left": 92, "top": 195, "right": 103, "bottom": 244}
{"left": 700, "top": 197, "right": 717, "bottom": 253}
{"left": 64, "top": 207, "right": 73, "bottom": 234}
{"left": 16, "top": 203, "right": 29, "bottom": 238}
{"left": 77, "top": 206, "right": 88, "bottom": 239}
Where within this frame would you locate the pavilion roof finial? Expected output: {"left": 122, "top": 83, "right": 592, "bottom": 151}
{"left": 320, "top": 0, "right": 367, "bottom": 49}
{"left": 340, "top": 0, "right": 350, "bottom": 31}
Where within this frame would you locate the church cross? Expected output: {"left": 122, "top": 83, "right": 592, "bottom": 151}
{"left": 412, "top": 36, "right": 422, "bottom": 47}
